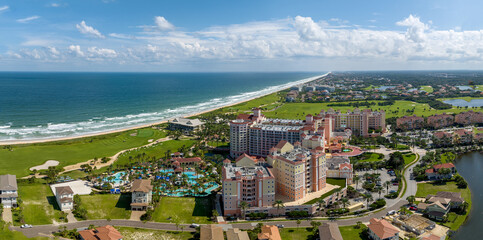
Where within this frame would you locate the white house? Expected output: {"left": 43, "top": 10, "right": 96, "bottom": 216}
{"left": 55, "top": 186, "right": 74, "bottom": 211}
{"left": 130, "top": 179, "right": 153, "bottom": 211}
{"left": 0, "top": 174, "right": 18, "bottom": 208}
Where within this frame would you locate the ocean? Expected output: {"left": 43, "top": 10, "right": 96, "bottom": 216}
{"left": 0, "top": 72, "right": 323, "bottom": 141}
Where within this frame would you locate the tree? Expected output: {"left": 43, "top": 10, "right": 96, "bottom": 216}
{"left": 211, "top": 209, "right": 219, "bottom": 220}
{"left": 355, "top": 221, "right": 363, "bottom": 229}
{"left": 317, "top": 199, "right": 326, "bottom": 214}
{"left": 354, "top": 175, "right": 361, "bottom": 189}
{"left": 273, "top": 200, "right": 285, "bottom": 216}
{"left": 296, "top": 219, "right": 302, "bottom": 228}
{"left": 406, "top": 195, "right": 416, "bottom": 205}
{"left": 239, "top": 201, "right": 249, "bottom": 219}
{"left": 364, "top": 194, "right": 373, "bottom": 207}
{"left": 375, "top": 186, "right": 383, "bottom": 199}
{"left": 384, "top": 181, "right": 391, "bottom": 193}
{"left": 340, "top": 198, "right": 349, "bottom": 208}
{"left": 310, "top": 221, "right": 321, "bottom": 232}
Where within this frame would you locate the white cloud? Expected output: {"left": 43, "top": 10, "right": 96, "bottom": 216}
{"left": 396, "top": 14, "right": 429, "bottom": 42}
{"left": 17, "top": 16, "right": 40, "bottom": 23}
{"left": 76, "top": 21, "right": 105, "bottom": 38}
{"left": 0, "top": 5, "right": 9, "bottom": 12}
{"left": 154, "top": 16, "right": 174, "bottom": 31}
{"left": 51, "top": 3, "right": 60, "bottom": 7}
{"left": 6, "top": 14, "right": 483, "bottom": 69}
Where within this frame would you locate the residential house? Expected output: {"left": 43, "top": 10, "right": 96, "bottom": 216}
{"left": 200, "top": 225, "right": 224, "bottom": 240}
{"left": 425, "top": 201, "right": 449, "bottom": 221}
{"left": 227, "top": 228, "right": 250, "bottom": 240}
{"left": 367, "top": 218, "right": 400, "bottom": 240}
{"left": 426, "top": 191, "right": 465, "bottom": 209}
{"left": 258, "top": 225, "right": 282, "bottom": 240}
{"left": 168, "top": 118, "right": 205, "bottom": 135}
{"left": 318, "top": 222, "right": 343, "bottom": 240}
{"left": 453, "top": 129, "right": 473, "bottom": 144}
{"left": 78, "top": 225, "right": 123, "bottom": 240}
{"left": 0, "top": 174, "right": 18, "bottom": 208}
{"left": 55, "top": 186, "right": 74, "bottom": 211}
{"left": 425, "top": 163, "right": 456, "bottom": 180}
{"left": 130, "top": 179, "right": 153, "bottom": 211}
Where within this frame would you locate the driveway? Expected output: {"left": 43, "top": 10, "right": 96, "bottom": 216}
{"left": 2, "top": 207, "right": 12, "bottom": 223}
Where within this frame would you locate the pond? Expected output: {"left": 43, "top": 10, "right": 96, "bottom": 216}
{"left": 456, "top": 86, "right": 473, "bottom": 91}
{"left": 452, "top": 152, "right": 483, "bottom": 240}
{"left": 443, "top": 99, "right": 483, "bottom": 107}
{"left": 377, "top": 86, "right": 396, "bottom": 91}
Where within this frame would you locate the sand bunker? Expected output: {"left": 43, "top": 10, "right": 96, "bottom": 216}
{"left": 29, "top": 160, "right": 59, "bottom": 171}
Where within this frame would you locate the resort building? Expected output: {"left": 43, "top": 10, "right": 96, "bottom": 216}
{"left": 226, "top": 228, "right": 250, "bottom": 240}
{"left": 168, "top": 157, "right": 203, "bottom": 169}
{"left": 326, "top": 156, "right": 353, "bottom": 184}
{"left": 168, "top": 117, "right": 205, "bottom": 135}
{"left": 367, "top": 218, "right": 400, "bottom": 240}
{"left": 318, "top": 223, "right": 343, "bottom": 240}
{"left": 455, "top": 110, "right": 483, "bottom": 125}
{"left": 55, "top": 186, "right": 74, "bottom": 211}
{"left": 321, "top": 108, "right": 386, "bottom": 137}
{"left": 78, "top": 225, "right": 123, "bottom": 240}
{"left": 222, "top": 155, "right": 275, "bottom": 216}
{"left": 0, "top": 174, "right": 18, "bottom": 208}
{"left": 425, "top": 163, "right": 456, "bottom": 180}
{"left": 258, "top": 225, "right": 282, "bottom": 240}
{"left": 266, "top": 141, "right": 327, "bottom": 201}
{"left": 200, "top": 225, "right": 224, "bottom": 240}
{"left": 426, "top": 114, "right": 454, "bottom": 129}
{"left": 130, "top": 179, "right": 153, "bottom": 211}
{"left": 230, "top": 108, "right": 266, "bottom": 158}
{"left": 396, "top": 115, "right": 425, "bottom": 130}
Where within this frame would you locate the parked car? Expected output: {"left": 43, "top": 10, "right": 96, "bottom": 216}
{"left": 392, "top": 182, "right": 399, "bottom": 186}
{"left": 409, "top": 206, "right": 417, "bottom": 211}
{"left": 276, "top": 224, "right": 285, "bottom": 228}
{"left": 190, "top": 223, "right": 200, "bottom": 228}
{"left": 387, "top": 210, "right": 396, "bottom": 215}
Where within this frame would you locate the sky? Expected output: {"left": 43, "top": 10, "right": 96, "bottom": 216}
{"left": 1, "top": 0, "right": 483, "bottom": 72}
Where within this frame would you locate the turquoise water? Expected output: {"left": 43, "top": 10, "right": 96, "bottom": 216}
{"left": 103, "top": 171, "right": 126, "bottom": 185}
{"left": 0, "top": 72, "right": 323, "bottom": 141}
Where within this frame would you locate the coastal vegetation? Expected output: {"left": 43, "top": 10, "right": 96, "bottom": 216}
{"left": 78, "top": 194, "right": 131, "bottom": 220}
{"left": 151, "top": 197, "right": 213, "bottom": 224}
{"left": 116, "top": 227, "right": 194, "bottom": 240}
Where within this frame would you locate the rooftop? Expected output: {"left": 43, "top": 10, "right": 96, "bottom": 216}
{"left": 0, "top": 174, "right": 17, "bottom": 191}
{"left": 224, "top": 164, "right": 272, "bottom": 179}
{"left": 131, "top": 179, "right": 153, "bottom": 193}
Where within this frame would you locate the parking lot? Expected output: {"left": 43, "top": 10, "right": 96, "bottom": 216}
{"left": 351, "top": 168, "right": 399, "bottom": 207}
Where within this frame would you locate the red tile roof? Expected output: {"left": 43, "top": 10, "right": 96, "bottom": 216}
{"left": 79, "top": 225, "right": 123, "bottom": 240}
{"left": 368, "top": 218, "right": 399, "bottom": 239}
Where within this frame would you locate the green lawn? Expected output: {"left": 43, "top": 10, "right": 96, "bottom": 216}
{"left": 204, "top": 92, "right": 283, "bottom": 115}
{"left": 403, "top": 153, "right": 416, "bottom": 166}
{"left": 356, "top": 153, "right": 384, "bottom": 163}
{"left": 304, "top": 178, "right": 346, "bottom": 204}
{"left": 115, "top": 139, "right": 197, "bottom": 167}
{"left": 59, "top": 170, "right": 88, "bottom": 180}
{"left": 116, "top": 227, "right": 194, "bottom": 240}
{"left": 475, "top": 85, "right": 483, "bottom": 91}
{"left": 441, "top": 152, "right": 455, "bottom": 163}
{"left": 17, "top": 183, "right": 62, "bottom": 225}
{"left": 415, "top": 181, "right": 471, "bottom": 230}
{"left": 0, "top": 222, "right": 49, "bottom": 240}
{"left": 420, "top": 86, "right": 434, "bottom": 93}
{"left": 339, "top": 225, "right": 368, "bottom": 240}
{"left": 79, "top": 194, "right": 131, "bottom": 220}
{"left": 152, "top": 197, "right": 212, "bottom": 224}
{"left": 392, "top": 144, "right": 410, "bottom": 150}
{"left": 474, "top": 127, "right": 483, "bottom": 134}
{"left": 362, "top": 85, "right": 378, "bottom": 91}
{"left": 260, "top": 100, "right": 479, "bottom": 120}
{"left": 279, "top": 228, "right": 316, "bottom": 240}
{"left": 0, "top": 128, "right": 167, "bottom": 177}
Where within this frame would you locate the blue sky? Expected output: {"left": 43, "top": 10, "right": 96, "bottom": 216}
{"left": 1, "top": 0, "right": 483, "bottom": 71}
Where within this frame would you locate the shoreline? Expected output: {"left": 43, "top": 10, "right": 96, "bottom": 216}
{"left": 0, "top": 72, "right": 329, "bottom": 146}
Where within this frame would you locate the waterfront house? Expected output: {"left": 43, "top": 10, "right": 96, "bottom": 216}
{"left": 55, "top": 186, "right": 74, "bottom": 211}
{"left": 200, "top": 224, "right": 224, "bottom": 240}
{"left": 425, "top": 163, "right": 455, "bottom": 180}
{"left": 425, "top": 201, "right": 449, "bottom": 221}
{"left": 258, "top": 225, "right": 282, "bottom": 240}
{"left": 78, "top": 225, "right": 123, "bottom": 240}
{"left": 0, "top": 174, "right": 18, "bottom": 208}
{"left": 367, "top": 218, "right": 400, "bottom": 240}
{"left": 426, "top": 192, "right": 464, "bottom": 209}
{"left": 130, "top": 179, "right": 153, "bottom": 211}
{"left": 168, "top": 118, "right": 205, "bottom": 135}
{"left": 318, "top": 222, "right": 343, "bottom": 240}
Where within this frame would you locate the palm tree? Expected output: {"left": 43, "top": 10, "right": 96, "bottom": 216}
{"left": 364, "top": 194, "right": 373, "bottom": 208}
{"left": 273, "top": 200, "right": 285, "bottom": 216}
{"left": 384, "top": 181, "right": 391, "bottom": 193}
{"left": 353, "top": 175, "right": 360, "bottom": 189}
{"left": 317, "top": 199, "right": 326, "bottom": 213}
{"left": 296, "top": 219, "right": 302, "bottom": 228}
{"left": 239, "top": 201, "right": 249, "bottom": 219}
{"left": 340, "top": 198, "right": 349, "bottom": 208}
{"left": 375, "top": 186, "right": 383, "bottom": 199}
{"left": 406, "top": 195, "right": 416, "bottom": 205}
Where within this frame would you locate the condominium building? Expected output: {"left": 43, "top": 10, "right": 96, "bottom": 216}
{"left": 427, "top": 114, "right": 454, "bottom": 129}
{"left": 222, "top": 155, "right": 275, "bottom": 216}
{"left": 396, "top": 115, "right": 425, "bottom": 130}
{"left": 266, "top": 141, "right": 326, "bottom": 201}
{"left": 321, "top": 108, "right": 385, "bottom": 137}
{"left": 230, "top": 108, "right": 266, "bottom": 158}
{"left": 455, "top": 111, "right": 483, "bottom": 125}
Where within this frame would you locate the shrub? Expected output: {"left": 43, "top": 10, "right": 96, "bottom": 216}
{"left": 287, "top": 210, "right": 309, "bottom": 219}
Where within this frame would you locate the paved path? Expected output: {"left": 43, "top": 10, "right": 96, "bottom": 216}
{"left": 2, "top": 207, "right": 12, "bottom": 223}
{"left": 66, "top": 211, "right": 77, "bottom": 223}
{"left": 130, "top": 211, "right": 145, "bottom": 221}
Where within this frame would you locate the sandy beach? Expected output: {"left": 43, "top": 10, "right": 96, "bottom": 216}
{"left": 0, "top": 73, "right": 329, "bottom": 146}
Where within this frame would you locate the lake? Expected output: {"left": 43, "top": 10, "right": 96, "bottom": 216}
{"left": 456, "top": 86, "right": 473, "bottom": 91}
{"left": 452, "top": 152, "right": 483, "bottom": 240}
{"left": 443, "top": 99, "right": 483, "bottom": 107}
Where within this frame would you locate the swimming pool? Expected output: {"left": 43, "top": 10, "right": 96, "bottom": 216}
{"left": 103, "top": 171, "right": 126, "bottom": 185}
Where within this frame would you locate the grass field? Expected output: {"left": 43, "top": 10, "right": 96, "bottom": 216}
{"left": 474, "top": 127, "right": 483, "bottom": 134}
{"left": 17, "top": 183, "right": 62, "bottom": 225}
{"left": 116, "top": 227, "right": 193, "bottom": 240}
{"left": 115, "top": 139, "right": 197, "bottom": 167}
{"left": 59, "top": 170, "right": 88, "bottom": 179}
{"left": 261, "top": 100, "right": 479, "bottom": 120}
{"left": 152, "top": 197, "right": 212, "bottom": 224}
{"left": 205, "top": 92, "right": 283, "bottom": 115}
{"left": 79, "top": 194, "right": 131, "bottom": 220}
{"left": 415, "top": 181, "right": 471, "bottom": 230}
{"left": 0, "top": 128, "right": 167, "bottom": 177}
{"left": 339, "top": 225, "right": 368, "bottom": 240}
{"left": 304, "top": 178, "right": 346, "bottom": 204}
{"left": 403, "top": 153, "right": 416, "bottom": 166}
{"left": 279, "top": 228, "right": 315, "bottom": 240}
{"left": 0, "top": 222, "right": 49, "bottom": 240}
{"left": 356, "top": 152, "right": 384, "bottom": 163}
{"left": 392, "top": 144, "right": 410, "bottom": 150}
{"left": 420, "top": 86, "right": 434, "bottom": 93}
{"left": 441, "top": 152, "right": 456, "bottom": 163}
{"left": 475, "top": 85, "right": 483, "bottom": 91}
